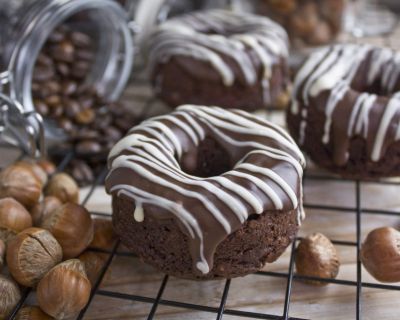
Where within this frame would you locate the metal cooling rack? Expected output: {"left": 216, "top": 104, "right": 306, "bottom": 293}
{"left": 5, "top": 8, "right": 400, "bottom": 320}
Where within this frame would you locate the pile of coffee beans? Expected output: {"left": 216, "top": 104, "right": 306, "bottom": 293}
{"left": 33, "top": 24, "right": 139, "bottom": 185}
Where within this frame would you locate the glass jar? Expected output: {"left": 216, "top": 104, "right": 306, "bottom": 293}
{"left": 0, "top": 0, "right": 134, "bottom": 150}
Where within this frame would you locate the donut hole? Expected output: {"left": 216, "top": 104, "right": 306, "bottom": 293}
{"left": 182, "top": 136, "right": 232, "bottom": 178}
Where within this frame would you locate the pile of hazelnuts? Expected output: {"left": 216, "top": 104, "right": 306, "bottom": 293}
{"left": 0, "top": 159, "right": 116, "bottom": 319}
{"left": 295, "top": 228, "right": 400, "bottom": 285}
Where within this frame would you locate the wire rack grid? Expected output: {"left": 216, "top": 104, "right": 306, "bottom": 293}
{"left": 5, "top": 11, "right": 400, "bottom": 320}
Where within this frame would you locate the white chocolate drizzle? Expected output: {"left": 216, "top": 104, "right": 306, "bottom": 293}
{"left": 291, "top": 44, "right": 400, "bottom": 163}
{"left": 106, "top": 105, "right": 305, "bottom": 274}
{"left": 146, "top": 9, "right": 288, "bottom": 106}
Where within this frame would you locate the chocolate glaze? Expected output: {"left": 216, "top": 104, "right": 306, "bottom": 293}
{"left": 146, "top": 9, "right": 290, "bottom": 110}
{"left": 105, "top": 105, "right": 305, "bottom": 275}
{"left": 288, "top": 44, "right": 400, "bottom": 177}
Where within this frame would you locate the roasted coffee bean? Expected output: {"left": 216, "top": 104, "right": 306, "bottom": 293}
{"left": 71, "top": 61, "right": 91, "bottom": 79}
{"left": 76, "top": 140, "right": 102, "bottom": 154}
{"left": 61, "top": 80, "right": 78, "bottom": 96}
{"left": 76, "top": 49, "right": 94, "bottom": 61}
{"left": 70, "top": 160, "right": 94, "bottom": 185}
{"left": 45, "top": 81, "right": 61, "bottom": 95}
{"left": 56, "top": 62, "right": 70, "bottom": 77}
{"left": 75, "top": 108, "right": 95, "bottom": 125}
{"left": 78, "top": 96, "right": 94, "bottom": 110}
{"left": 72, "top": 128, "right": 99, "bottom": 141}
{"left": 70, "top": 31, "right": 92, "bottom": 48}
{"left": 51, "top": 105, "right": 64, "bottom": 118}
{"left": 48, "top": 27, "right": 66, "bottom": 43}
{"left": 63, "top": 98, "right": 81, "bottom": 118}
{"left": 33, "top": 65, "right": 55, "bottom": 82}
{"left": 34, "top": 100, "right": 49, "bottom": 116}
{"left": 36, "top": 53, "right": 54, "bottom": 67}
{"left": 58, "top": 118, "right": 74, "bottom": 132}
{"left": 45, "top": 95, "right": 62, "bottom": 107}
{"left": 50, "top": 40, "right": 75, "bottom": 62}
{"left": 94, "top": 114, "right": 112, "bottom": 130}
{"left": 102, "top": 126, "right": 122, "bottom": 143}
{"left": 114, "top": 117, "right": 134, "bottom": 132}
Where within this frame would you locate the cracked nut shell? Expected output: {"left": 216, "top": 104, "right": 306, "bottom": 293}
{"left": 7, "top": 228, "right": 63, "bottom": 287}
{"left": 44, "top": 173, "right": 79, "bottom": 204}
{"left": 41, "top": 203, "right": 93, "bottom": 259}
{"left": 361, "top": 227, "right": 400, "bottom": 283}
{"left": 295, "top": 233, "right": 340, "bottom": 285}
{"left": 37, "top": 259, "right": 91, "bottom": 320}
{"left": 89, "top": 219, "right": 116, "bottom": 250}
{"left": 78, "top": 251, "right": 108, "bottom": 286}
{"left": 0, "top": 198, "right": 32, "bottom": 243}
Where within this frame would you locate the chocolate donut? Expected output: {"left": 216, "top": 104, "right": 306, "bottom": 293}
{"left": 287, "top": 44, "right": 400, "bottom": 178}
{"left": 146, "top": 10, "right": 291, "bottom": 112}
{"left": 106, "top": 105, "right": 305, "bottom": 279}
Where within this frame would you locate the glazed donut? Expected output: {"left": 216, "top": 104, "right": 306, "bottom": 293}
{"left": 287, "top": 44, "right": 400, "bottom": 178}
{"left": 146, "top": 9, "right": 291, "bottom": 111}
{"left": 106, "top": 105, "right": 305, "bottom": 279}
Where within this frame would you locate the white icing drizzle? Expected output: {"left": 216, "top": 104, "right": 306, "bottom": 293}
{"left": 146, "top": 9, "right": 288, "bottom": 102}
{"left": 106, "top": 105, "right": 305, "bottom": 274}
{"left": 292, "top": 44, "right": 400, "bottom": 163}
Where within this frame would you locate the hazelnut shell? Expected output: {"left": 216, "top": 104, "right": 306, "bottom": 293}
{"left": 0, "top": 198, "right": 32, "bottom": 242}
{"left": 15, "top": 161, "right": 48, "bottom": 186}
{"left": 0, "top": 274, "right": 21, "bottom": 319}
{"left": 0, "top": 239, "right": 5, "bottom": 271}
{"left": 78, "top": 251, "right": 108, "bottom": 286}
{"left": 37, "top": 259, "right": 91, "bottom": 319}
{"left": 361, "top": 227, "right": 400, "bottom": 282}
{"left": 44, "top": 173, "right": 79, "bottom": 204}
{"left": 41, "top": 203, "right": 93, "bottom": 259}
{"left": 7, "top": 228, "right": 63, "bottom": 287}
{"left": 0, "top": 164, "right": 42, "bottom": 208}
{"left": 31, "top": 196, "right": 62, "bottom": 227}
{"left": 36, "top": 159, "right": 56, "bottom": 176}
{"left": 16, "top": 306, "right": 53, "bottom": 320}
{"left": 295, "top": 233, "right": 340, "bottom": 285}
{"left": 90, "top": 219, "right": 116, "bottom": 250}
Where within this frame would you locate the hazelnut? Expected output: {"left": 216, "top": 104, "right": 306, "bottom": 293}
{"left": 361, "top": 227, "right": 400, "bottom": 283}
{"left": 41, "top": 203, "right": 93, "bottom": 259}
{"left": 295, "top": 233, "right": 340, "bottom": 285}
{"left": 44, "top": 173, "right": 79, "bottom": 204}
{"left": 0, "top": 239, "right": 5, "bottom": 271}
{"left": 90, "top": 219, "right": 116, "bottom": 250}
{"left": 31, "top": 196, "right": 62, "bottom": 227}
{"left": 15, "top": 161, "right": 48, "bottom": 186}
{"left": 0, "top": 164, "right": 42, "bottom": 208}
{"left": 36, "top": 159, "right": 56, "bottom": 177}
{"left": 7, "top": 228, "right": 62, "bottom": 287}
{"left": 0, "top": 275, "right": 21, "bottom": 319}
{"left": 16, "top": 306, "right": 53, "bottom": 320}
{"left": 37, "top": 259, "right": 91, "bottom": 319}
{"left": 0, "top": 198, "right": 32, "bottom": 242}
{"left": 78, "top": 251, "right": 108, "bottom": 286}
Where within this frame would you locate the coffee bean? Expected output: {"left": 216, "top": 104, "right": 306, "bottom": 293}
{"left": 63, "top": 98, "right": 81, "bottom": 118}
{"left": 33, "top": 65, "right": 55, "bottom": 82}
{"left": 58, "top": 118, "right": 74, "bottom": 132}
{"left": 56, "top": 62, "right": 70, "bottom": 77}
{"left": 72, "top": 128, "right": 99, "bottom": 140}
{"left": 78, "top": 96, "right": 94, "bottom": 110}
{"left": 45, "top": 81, "right": 61, "bottom": 95}
{"left": 50, "top": 40, "right": 75, "bottom": 62}
{"left": 61, "top": 80, "right": 78, "bottom": 96}
{"left": 51, "top": 104, "right": 64, "bottom": 118}
{"left": 36, "top": 53, "right": 54, "bottom": 67}
{"left": 114, "top": 117, "right": 134, "bottom": 132}
{"left": 76, "top": 49, "right": 94, "bottom": 61}
{"left": 70, "top": 31, "right": 92, "bottom": 48}
{"left": 93, "top": 114, "right": 112, "bottom": 130}
{"left": 34, "top": 100, "right": 49, "bottom": 116}
{"left": 71, "top": 61, "right": 91, "bottom": 79}
{"left": 70, "top": 160, "right": 94, "bottom": 184}
{"left": 45, "top": 95, "right": 62, "bottom": 107}
{"left": 103, "top": 126, "right": 122, "bottom": 142}
{"left": 75, "top": 108, "right": 95, "bottom": 125}
{"left": 48, "top": 28, "right": 66, "bottom": 43}
{"left": 76, "top": 140, "right": 102, "bottom": 154}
